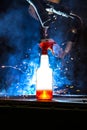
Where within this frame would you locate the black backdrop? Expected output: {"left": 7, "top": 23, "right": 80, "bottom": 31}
{"left": 0, "top": 0, "right": 87, "bottom": 94}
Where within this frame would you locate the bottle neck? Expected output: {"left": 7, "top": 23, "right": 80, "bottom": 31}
{"left": 40, "top": 54, "right": 49, "bottom": 67}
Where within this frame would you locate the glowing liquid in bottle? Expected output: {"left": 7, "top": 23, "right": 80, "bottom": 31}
{"left": 36, "top": 90, "right": 53, "bottom": 100}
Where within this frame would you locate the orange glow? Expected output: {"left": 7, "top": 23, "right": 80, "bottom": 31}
{"left": 36, "top": 90, "right": 53, "bottom": 100}
{"left": 47, "top": 0, "right": 61, "bottom": 4}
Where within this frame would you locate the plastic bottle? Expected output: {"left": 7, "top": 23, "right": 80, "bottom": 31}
{"left": 36, "top": 54, "right": 53, "bottom": 100}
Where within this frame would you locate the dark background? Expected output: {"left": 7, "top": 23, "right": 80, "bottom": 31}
{"left": 0, "top": 0, "right": 87, "bottom": 95}
{"left": 0, "top": 0, "right": 87, "bottom": 121}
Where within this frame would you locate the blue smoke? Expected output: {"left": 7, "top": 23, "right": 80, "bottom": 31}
{"left": 0, "top": 0, "right": 86, "bottom": 96}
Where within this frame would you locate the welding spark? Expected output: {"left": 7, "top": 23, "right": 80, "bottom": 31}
{"left": 1, "top": 65, "right": 25, "bottom": 73}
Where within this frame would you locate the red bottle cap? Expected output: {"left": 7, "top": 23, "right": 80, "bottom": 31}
{"left": 39, "top": 39, "right": 56, "bottom": 54}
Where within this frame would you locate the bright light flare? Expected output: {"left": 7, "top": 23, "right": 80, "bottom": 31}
{"left": 36, "top": 55, "right": 53, "bottom": 100}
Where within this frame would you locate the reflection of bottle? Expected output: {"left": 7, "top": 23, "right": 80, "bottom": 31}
{"left": 36, "top": 54, "right": 53, "bottom": 100}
